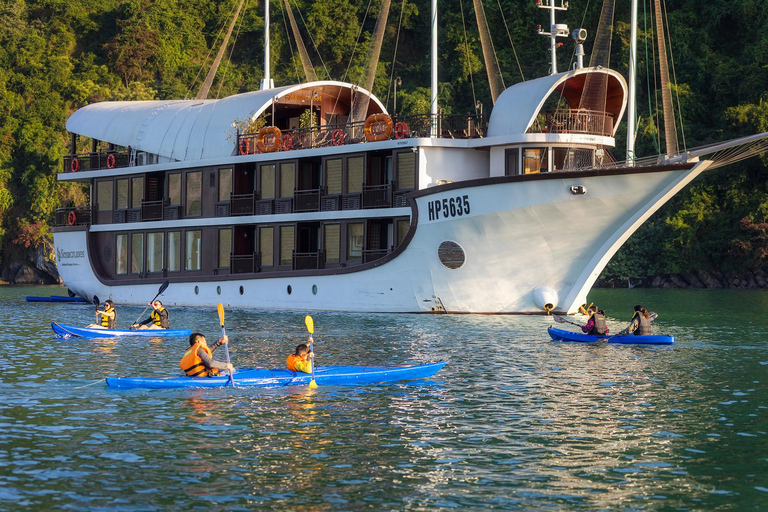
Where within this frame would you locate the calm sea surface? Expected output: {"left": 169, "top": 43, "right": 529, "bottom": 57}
{"left": 1, "top": 285, "right": 767, "bottom": 510}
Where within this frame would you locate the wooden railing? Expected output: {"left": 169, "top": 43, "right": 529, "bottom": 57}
{"left": 529, "top": 109, "right": 615, "bottom": 136}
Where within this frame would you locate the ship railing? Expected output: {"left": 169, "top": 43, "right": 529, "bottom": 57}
{"left": 231, "top": 253, "right": 257, "bottom": 273}
{"left": 55, "top": 206, "right": 92, "bottom": 227}
{"left": 230, "top": 193, "right": 255, "bottom": 216}
{"left": 362, "top": 183, "right": 393, "bottom": 208}
{"left": 362, "top": 248, "right": 390, "bottom": 263}
{"left": 141, "top": 200, "right": 164, "bottom": 221}
{"left": 63, "top": 150, "right": 130, "bottom": 173}
{"left": 294, "top": 251, "right": 323, "bottom": 270}
{"left": 295, "top": 188, "right": 321, "bottom": 212}
{"left": 529, "top": 109, "right": 615, "bottom": 136}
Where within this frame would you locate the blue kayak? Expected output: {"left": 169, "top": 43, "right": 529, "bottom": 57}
{"left": 105, "top": 362, "right": 446, "bottom": 389}
{"left": 52, "top": 322, "right": 192, "bottom": 339}
{"left": 27, "top": 295, "right": 87, "bottom": 303}
{"left": 548, "top": 326, "right": 674, "bottom": 345}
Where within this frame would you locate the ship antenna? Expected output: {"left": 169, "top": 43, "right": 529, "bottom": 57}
{"left": 536, "top": 0, "right": 570, "bottom": 75}
{"left": 627, "top": 0, "right": 638, "bottom": 165}
{"left": 261, "top": 0, "right": 275, "bottom": 89}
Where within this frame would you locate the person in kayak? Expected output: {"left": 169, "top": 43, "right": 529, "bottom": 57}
{"left": 581, "top": 305, "right": 609, "bottom": 335}
{"left": 86, "top": 299, "right": 117, "bottom": 329}
{"left": 180, "top": 332, "right": 235, "bottom": 377}
{"left": 626, "top": 305, "right": 652, "bottom": 335}
{"left": 286, "top": 343, "right": 313, "bottom": 373}
{"left": 131, "top": 300, "right": 169, "bottom": 330}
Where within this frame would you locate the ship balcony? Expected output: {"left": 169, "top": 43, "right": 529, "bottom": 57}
{"left": 529, "top": 109, "right": 615, "bottom": 136}
{"left": 55, "top": 206, "right": 92, "bottom": 227}
{"left": 63, "top": 150, "right": 130, "bottom": 173}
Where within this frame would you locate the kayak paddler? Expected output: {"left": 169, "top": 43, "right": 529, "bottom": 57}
{"left": 626, "top": 305, "right": 652, "bottom": 335}
{"left": 581, "top": 305, "right": 609, "bottom": 335}
{"left": 180, "top": 333, "right": 235, "bottom": 377}
{"left": 286, "top": 343, "right": 313, "bottom": 374}
{"left": 86, "top": 299, "right": 117, "bottom": 329}
{"left": 131, "top": 300, "right": 169, "bottom": 330}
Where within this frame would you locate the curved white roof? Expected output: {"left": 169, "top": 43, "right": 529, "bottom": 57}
{"left": 66, "top": 81, "right": 386, "bottom": 162}
{"left": 488, "top": 67, "right": 627, "bottom": 137}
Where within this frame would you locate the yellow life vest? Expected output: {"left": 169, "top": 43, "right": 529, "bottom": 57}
{"left": 150, "top": 307, "right": 167, "bottom": 328}
{"left": 180, "top": 342, "right": 219, "bottom": 377}
{"left": 100, "top": 306, "right": 116, "bottom": 329}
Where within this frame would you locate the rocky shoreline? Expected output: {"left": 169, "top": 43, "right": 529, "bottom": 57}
{"left": 597, "top": 269, "right": 768, "bottom": 289}
{"left": 0, "top": 239, "right": 61, "bottom": 285}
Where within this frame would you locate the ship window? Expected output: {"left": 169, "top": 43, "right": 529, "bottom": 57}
{"left": 116, "top": 234, "right": 128, "bottom": 275}
{"left": 131, "top": 233, "right": 143, "bottom": 274}
{"left": 505, "top": 148, "right": 520, "bottom": 176}
{"left": 186, "top": 171, "right": 202, "bottom": 216}
{"left": 347, "top": 222, "right": 363, "bottom": 260}
{"left": 260, "top": 164, "right": 276, "bottom": 199}
{"left": 168, "top": 173, "right": 181, "bottom": 205}
{"left": 168, "top": 231, "right": 181, "bottom": 272}
{"left": 260, "top": 227, "right": 274, "bottom": 267}
{"left": 280, "top": 225, "right": 295, "bottom": 266}
{"left": 218, "top": 228, "right": 232, "bottom": 268}
{"left": 396, "top": 219, "right": 410, "bottom": 246}
{"left": 219, "top": 168, "right": 232, "bottom": 202}
{"left": 396, "top": 152, "right": 415, "bottom": 190}
{"left": 131, "top": 176, "right": 144, "bottom": 208}
{"left": 553, "top": 148, "right": 569, "bottom": 172}
{"left": 324, "top": 224, "right": 340, "bottom": 264}
{"left": 279, "top": 162, "right": 295, "bottom": 198}
{"left": 185, "top": 230, "right": 202, "bottom": 271}
{"left": 326, "top": 158, "right": 342, "bottom": 194}
{"left": 116, "top": 179, "right": 129, "bottom": 210}
{"left": 523, "top": 147, "right": 547, "bottom": 174}
{"left": 347, "top": 156, "right": 364, "bottom": 193}
{"left": 146, "top": 232, "right": 163, "bottom": 273}
{"left": 97, "top": 180, "right": 113, "bottom": 211}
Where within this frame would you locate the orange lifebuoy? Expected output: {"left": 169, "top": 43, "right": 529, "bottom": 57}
{"left": 239, "top": 138, "right": 250, "bottom": 155}
{"left": 394, "top": 121, "right": 409, "bottom": 140}
{"left": 67, "top": 211, "right": 76, "bottom": 226}
{"left": 364, "top": 114, "right": 393, "bottom": 142}
{"left": 257, "top": 126, "right": 282, "bottom": 153}
{"left": 106, "top": 153, "right": 116, "bottom": 169}
{"left": 70, "top": 157, "right": 80, "bottom": 172}
{"left": 281, "top": 134, "right": 294, "bottom": 151}
{"left": 332, "top": 129, "right": 344, "bottom": 146}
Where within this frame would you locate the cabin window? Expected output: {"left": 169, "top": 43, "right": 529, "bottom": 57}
{"left": 325, "top": 158, "right": 342, "bottom": 194}
{"left": 396, "top": 219, "right": 410, "bottom": 246}
{"left": 218, "top": 228, "right": 232, "bottom": 268}
{"left": 146, "top": 232, "right": 163, "bottom": 273}
{"left": 347, "top": 156, "right": 364, "bottom": 193}
{"left": 168, "top": 231, "right": 181, "bottom": 272}
{"left": 280, "top": 225, "right": 295, "bottom": 266}
{"left": 97, "top": 180, "right": 113, "bottom": 211}
{"left": 116, "top": 179, "right": 129, "bottom": 210}
{"left": 116, "top": 234, "right": 128, "bottom": 275}
{"left": 279, "top": 162, "right": 295, "bottom": 198}
{"left": 260, "top": 164, "right": 276, "bottom": 199}
{"left": 553, "top": 148, "right": 570, "bottom": 172}
{"left": 324, "top": 224, "right": 340, "bottom": 264}
{"left": 260, "top": 227, "right": 274, "bottom": 267}
{"left": 186, "top": 171, "right": 202, "bottom": 216}
{"left": 396, "top": 152, "right": 416, "bottom": 190}
{"left": 131, "top": 176, "right": 144, "bottom": 208}
{"left": 168, "top": 173, "right": 182, "bottom": 205}
{"left": 185, "top": 230, "right": 202, "bottom": 271}
{"left": 347, "top": 222, "right": 364, "bottom": 260}
{"left": 505, "top": 148, "right": 520, "bottom": 176}
{"left": 523, "top": 148, "right": 547, "bottom": 174}
{"left": 131, "top": 233, "right": 143, "bottom": 274}
{"left": 219, "top": 168, "right": 232, "bottom": 202}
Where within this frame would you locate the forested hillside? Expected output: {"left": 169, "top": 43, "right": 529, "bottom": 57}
{"left": 1, "top": 0, "right": 767, "bottom": 284}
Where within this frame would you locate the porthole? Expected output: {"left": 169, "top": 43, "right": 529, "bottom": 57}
{"left": 194, "top": 286, "right": 199, "bottom": 295}
{"left": 217, "top": 286, "right": 221, "bottom": 295}
{"left": 437, "top": 240, "right": 466, "bottom": 269}
{"left": 239, "top": 286, "right": 244, "bottom": 295}
{"left": 312, "top": 284, "right": 317, "bottom": 295}
{"left": 287, "top": 285, "right": 292, "bottom": 295}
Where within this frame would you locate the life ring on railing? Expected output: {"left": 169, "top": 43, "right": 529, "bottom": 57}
{"left": 394, "top": 121, "right": 409, "bottom": 140}
{"left": 67, "top": 211, "right": 77, "bottom": 226}
{"left": 332, "top": 129, "right": 345, "bottom": 146}
{"left": 239, "top": 138, "right": 250, "bottom": 155}
{"left": 70, "top": 157, "right": 80, "bottom": 172}
{"left": 281, "top": 134, "right": 294, "bottom": 151}
{"left": 364, "top": 114, "right": 393, "bottom": 142}
{"left": 257, "top": 126, "right": 282, "bottom": 153}
{"left": 106, "top": 154, "right": 116, "bottom": 169}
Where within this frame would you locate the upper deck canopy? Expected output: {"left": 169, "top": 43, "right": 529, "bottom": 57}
{"left": 66, "top": 81, "right": 387, "bottom": 163}
{"left": 488, "top": 67, "right": 627, "bottom": 138}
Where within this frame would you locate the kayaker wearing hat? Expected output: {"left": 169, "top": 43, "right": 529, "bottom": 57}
{"left": 131, "top": 300, "right": 169, "bottom": 330}
{"left": 180, "top": 333, "right": 235, "bottom": 377}
{"left": 286, "top": 343, "right": 314, "bottom": 374}
{"left": 86, "top": 299, "right": 117, "bottom": 329}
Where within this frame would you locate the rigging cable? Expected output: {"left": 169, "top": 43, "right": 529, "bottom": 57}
{"left": 292, "top": 1, "right": 332, "bottom": 80}
{"left": 278, "top": 0, "right": 303, "bottom": 84}
{"left": 495, "top": 0, "right": 524, "bottom": 81}
{"left": 645, "top": 0, "right": 661, "bottom": 153}
{"left": 459, "top": 0, "right": 479, "bottom": 112}
{"left": 340, "top": 0, "right": 375, "bottom": 85}
{"left": 661, "top": 0, "right": 687, "bottom": 152}
{"left": 384, "top": 0, "right": 407, "bottom": 113}
{"left": 215, "top": 0, "right": 248, "bottom": 99}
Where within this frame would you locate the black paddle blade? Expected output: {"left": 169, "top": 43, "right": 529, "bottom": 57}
{"left": 93, "top": 295, "right": 100, "bottom": 307}
{"left": 158, "top": 280, "right": 170, "bottom": 295}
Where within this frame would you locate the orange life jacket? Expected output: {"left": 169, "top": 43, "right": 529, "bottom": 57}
{"left": 286, "top": 353, "right": 301, "bottom": 371}
{"left": 286, "top": 353, "right": 312, "bottom": 373}
{"left": 180, "top": 342, "right": 220, "bottom": 377}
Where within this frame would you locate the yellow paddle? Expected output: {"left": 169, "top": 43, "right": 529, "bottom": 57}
{"left": 304, "top": 315, "right": 317, "bottom": 388}
{"left": 217, "top": 303, "right": 234, "bottom": 387}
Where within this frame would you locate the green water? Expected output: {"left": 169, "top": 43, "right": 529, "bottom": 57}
{"left": 1, "top": 285, "right": 767, "bottom": 509}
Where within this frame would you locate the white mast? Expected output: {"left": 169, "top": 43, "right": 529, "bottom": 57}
{"left": 627, "top": 0, "right": 638, "bottom": 164}
{"left": 430, "top": 0, "right": 438, "bottom": 137}
{"left": 536, "top": 0, "right": 569, "bottom": 75}
{"left": 261, "top": 0, "right": 274, "bottom": 90}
